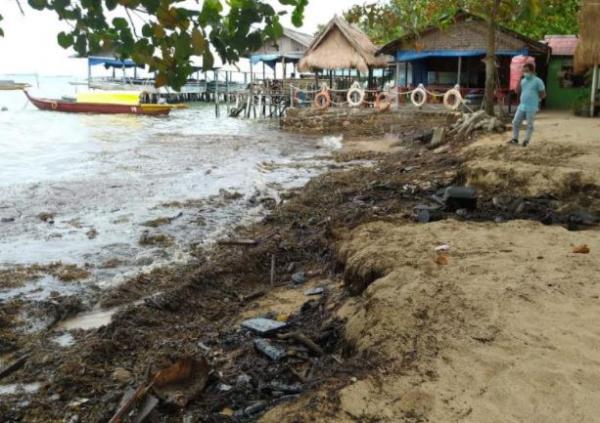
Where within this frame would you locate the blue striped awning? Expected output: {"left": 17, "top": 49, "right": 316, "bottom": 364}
{"left": 88, "top": 56, "right": 143, "bottom": 68}
{"left": 395, "top": 49, "right": 530, "bottom": 61}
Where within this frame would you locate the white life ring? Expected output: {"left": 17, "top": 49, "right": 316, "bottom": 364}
{"left": 347, "top": 87, "right": 365, "bottom": 107}
{"left": 411, "top": 87, "right": 427, "bottom": 108}
{"left": 443, "top": 88, "right": 463, "bottom": 111}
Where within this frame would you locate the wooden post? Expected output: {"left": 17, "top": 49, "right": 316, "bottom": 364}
{"left": 395, "top": 61, "right": 401, "bottom": 109}
{"left": 225, "top": 71, "right": 230, "bottom": 114}
{"left": 282, "top": 57, "right": 286, "bottom": 108}
{"left": 457, "top": 56, "right": 463, "bottom": 85}
{"left": 215, "top": 70, "right": 220, "bottom": 117}
{"left": 87, "top": 59, "right": 92, "bottom": 88}
{"left": 591, "top": 64, "right": 598, "bottom": 118}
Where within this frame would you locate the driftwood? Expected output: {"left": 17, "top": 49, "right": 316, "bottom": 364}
{"left": 278, "top": 332, "right": 324, "bottom": 357}
{"left": 449, "top": 110, "right": 506, "bottom": 139}
{"left": 217, "top": 239, "right": 258, "bottom": 246}
{"left": 0, "top": 353, "right": 29, "bottom": 380}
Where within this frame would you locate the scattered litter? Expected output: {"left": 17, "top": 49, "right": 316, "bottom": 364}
{"left": 442, "top": 186, "right": 478, "bottom": 211}
{"left": 112, "top": 387, "right": 158, "bottom": 423}
{"left": 278, "top": 332, "right": 324, "bottom": 357}
{"left": 414, "top": 204, "right": 442, "bottom": 223}
{"left": 234, "top": 401, "right": 268, "bottom": 418}
{"left": 417, "top": 209, "right": 431, "bottom": 223}
{"left": 112, "top": 368, "right": 132, "bottom": 384}
{"left": 217, "top": 383, "right": 233, "bottom": 392}
{"left": 153, "top": 357, "right": 210, "bottom": 407}
{"left": 305, "top": 287, "right": 325, "bottom": 296}
{"left": 434, "top": 254, "right": 450, "bottom": 266}
{"left": 236, "top": 373, "right": 252, "bottom": 386}
{"left": 220, "top": 407, "right": 234, "bottom": 416}
{"left": 197, "top": 342, "right": 211, "bottom": 353}
{"left": 434, "top": 245, "right": 450, "bottom": 253}
{"left": 269, "top": 381, "right": 304, "bottom": 394}
{"left": 292, "top": 272, "right": 307, "bottom": 285}
{"left": 68, "top": 398, "right": 90, "bottom": 409}
{"left": 52, "top": 333, "right": 75, "bottom": 348}
{"left": 239, "top": 290, "right": 266, "bottom": 303}
{"left": 254, "top": 338, "right": 286, "bottom": 362}
{"left": 241, "top": 318, "right": 287, "bottom": 335}
{"left": 217, "top": 239, "right": 258, "bottom": 246}
{"left": 573, "top": 245, "right": 591, "bottom": 254}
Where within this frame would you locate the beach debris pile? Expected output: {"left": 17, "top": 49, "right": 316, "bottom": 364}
{"left": 0, "top": 272, "right": 353, "bottom": 422}
{"left": 449, "top": 110, "right": 507, "bottom": 139}
{"left": 1, "top": 135, "right": 599, "bottom": 421}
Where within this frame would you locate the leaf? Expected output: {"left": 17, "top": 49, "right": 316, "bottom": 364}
{"left": 105, "top": 0, "right": 118, "bottom": 11}
{"left": 155, "top": 72, "right": 168, "bottom": 87}
{"left": 191, "top": 28, "right": 206, "bottom": 55}
{"left": 202, "top": 49, "right": 214, "bottom": 71}
{"left": 27, "top": 0, "right": 47, "bottom": 10}
{"left": 57, "top": 31, "right": 74, "bottom": 48}
{"left": 112, "top": 17, "right": 128, "bottom": 30}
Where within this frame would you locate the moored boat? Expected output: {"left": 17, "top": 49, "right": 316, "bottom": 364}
{"left": 0, "top": 80, "right": 30, "bottom": 91}
{"left": 23, "top": 90, "right": 172, "bottom": 116}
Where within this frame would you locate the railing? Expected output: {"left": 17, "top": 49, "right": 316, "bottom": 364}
{"left": 288, "top": 83, "right": 469, "bottom": 113}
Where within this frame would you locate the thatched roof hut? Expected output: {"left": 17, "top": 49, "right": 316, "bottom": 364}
{"left": 298, "top": 16, "right": 390, "bottom": 73}
{"left": 575, "top": 0, "right": 600, "bottom": 73}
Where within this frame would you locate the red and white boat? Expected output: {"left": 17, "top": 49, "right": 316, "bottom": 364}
{"left": 24, "top": 90, "right": 172, "bottom": 116}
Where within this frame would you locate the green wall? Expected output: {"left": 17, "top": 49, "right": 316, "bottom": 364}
{"left": 546, "top": 57, "right": 590, "bottom": 110}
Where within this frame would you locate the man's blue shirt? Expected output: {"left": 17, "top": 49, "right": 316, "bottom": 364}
{"left": 518, "top": 75, "right": 545, "bottom": 113}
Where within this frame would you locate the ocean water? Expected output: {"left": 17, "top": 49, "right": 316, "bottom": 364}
{"left": 0, "top": 75, "right": 336, "bottom": 297}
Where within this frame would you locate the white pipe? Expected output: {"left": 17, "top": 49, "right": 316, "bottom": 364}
{"left": 591, "top": 64, "right": 598, "bottom": 118}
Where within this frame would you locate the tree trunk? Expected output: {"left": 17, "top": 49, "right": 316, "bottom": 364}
{"left": 484, "top": 0, "right": 500, "bottom": 116}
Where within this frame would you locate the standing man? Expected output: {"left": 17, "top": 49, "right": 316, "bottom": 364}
{"left": 509, "top": 63, "right": 546, "bottom": 147}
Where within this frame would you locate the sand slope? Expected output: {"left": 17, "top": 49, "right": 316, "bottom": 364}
{"left": 463, "top": 113, "right": 600, "bottom": 204}
{"left": 263, "top": 219, "right": 600, "bottom": 422}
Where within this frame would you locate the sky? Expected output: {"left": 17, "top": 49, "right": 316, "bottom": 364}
{"left": 0, "top": 0, "right": 366, "bottom": 76}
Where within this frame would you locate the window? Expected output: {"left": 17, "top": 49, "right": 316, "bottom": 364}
{"left": 558, "top": 59, "right": 586, "bottom": 88}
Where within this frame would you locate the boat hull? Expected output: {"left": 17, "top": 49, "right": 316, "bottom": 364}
{"left": 24, "top": 91, "right": 171, "bottom": 116}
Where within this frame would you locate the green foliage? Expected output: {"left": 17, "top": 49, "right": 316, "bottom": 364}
{"left": 345, "top": 0, "right": 458, "bottom": 44}
{"left": 345, "top": 0, "right": 579, "bottom": 45}
{"left": 2, "top": 0, "right": 308, "bottom": 90}
{"left": 508, "top": 0, "right": 580, "bottom": 40}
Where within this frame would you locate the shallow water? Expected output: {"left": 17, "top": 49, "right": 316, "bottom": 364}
{"left": 0, "top": 75, "right": 336, "bottom": 300}
{"left": 57, "top": 307, "right": 118, "bottom": 331}
{"left": 0, "top": 383, "right": 41, "bottom": 396}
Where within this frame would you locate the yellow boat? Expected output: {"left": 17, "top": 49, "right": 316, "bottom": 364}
{"left": 25, "top": 90, "right": 173, "bottom": 116}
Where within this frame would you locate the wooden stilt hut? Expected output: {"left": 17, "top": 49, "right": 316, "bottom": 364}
{"left": 575, "top": 0, "right": 600, "bottom": 117}
{"left": 298, "top": 16, "right": 390, "bottom": 83}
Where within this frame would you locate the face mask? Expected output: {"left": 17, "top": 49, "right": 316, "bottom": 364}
{"left": 524, "top": 72, "right": 533, "bottom": 79}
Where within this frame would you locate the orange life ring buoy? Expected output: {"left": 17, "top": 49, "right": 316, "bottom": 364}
{"left": 313, "top": 91, "right": 331, "bottom": 110}
{"left": 50, "top": 101, "right": 58, "bottom": 110}
{"left": 375, "top": 92, "right": 392, "bottom": 112}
